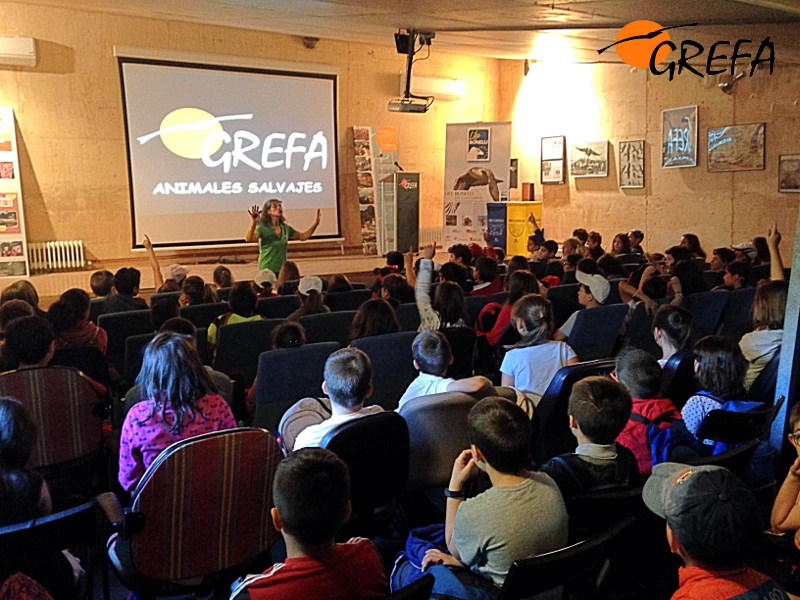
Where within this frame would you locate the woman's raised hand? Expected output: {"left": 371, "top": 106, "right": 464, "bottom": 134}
{"left": 248, "top": 205, "right": 261, "bottom": 223}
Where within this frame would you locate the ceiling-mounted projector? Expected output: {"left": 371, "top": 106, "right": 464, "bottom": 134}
{"left": 388, "top": 96, "right": 432, "bottom": 113}
{"left": 388, "top": 29, "right": 434, "bottom": 114}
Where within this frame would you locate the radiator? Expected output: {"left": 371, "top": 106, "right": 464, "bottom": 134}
{"left": 29, "top": 241, "right": 85, "bottom": 273}
{"left": 419, "top": 226, "right": 442, "bottom": 247}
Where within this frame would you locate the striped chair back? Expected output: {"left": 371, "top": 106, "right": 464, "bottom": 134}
{"left": 0, "top": 367, "right": 103, "bottom": 468}
{"left": 129, "top": 428, "right": 282, "bottom": 580}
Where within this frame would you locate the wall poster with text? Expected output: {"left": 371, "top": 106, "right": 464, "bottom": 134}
{"left": 661, "top": 105, "right": 697, "bottom": 169}
{"left": 0, "top": 107, "right": 28, "bottom": 277}
{"left": 353, "top": 126, "right": 398, "bottom": 255}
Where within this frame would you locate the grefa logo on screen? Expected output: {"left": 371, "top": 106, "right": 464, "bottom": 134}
{"left": 138, "top": 108, "right": 328, "bottom": 174}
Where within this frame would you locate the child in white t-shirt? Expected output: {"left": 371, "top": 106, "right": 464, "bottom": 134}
{"left": 554, "top": 265, "right": 610, "bottom": 341}
{"left": 501, "top": 294, "right": 578, "bottom": 404}
{"left": 397, "top": 330, "right": 490, "bottom": 410}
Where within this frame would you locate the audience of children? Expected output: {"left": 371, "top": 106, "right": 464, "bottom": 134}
{"left": 417, "top": 398, "right": 568, "bottom": 597}
{"left": 652, "top": 305, "right": 693, "bottom": 365}
{"left": 554, "top": 263, "right": 610, "bottom": 342}
{"left": 118, "top": 331, "right": 236, "bottom": 491}
{"left": 681, "top": 336, "right": 757, "bottom": 447}
{"left": 231, "top": 448, "right": 387, "bottom": 600}
{"left": 741, "top": 279, "right": 787, "bottom": 390}
{"left": 287, "top": 276, "right": 330, "bottom": 321}
{"left": 397, "top": 330, "right": 491, "bottom": 409}
{"left": 408, "top": 245, "right": 468, "bottom": 331}
{"left": 540, "top": 376, "right": 639, "bottom": 496}
{"left": 347, "top": 298, "right": 400, "bottom": 344}
{"left": 89, "top": 270, "right": 113, "bottom": 297}
{"left": 213, "top": 265, "right": 233, "bottom": 289}
{"left": 253, "top": 268, "right": 277, "bottom": 297}
{"left": 46, "top": 288, "right": 107, "bottom": 354}
{"left": 180, "top": 275, "right": 216, "bottom": 306}
{"left": 207, "top": 281, "right": 263, "bottom": 352}
{"left": 470, "top": 257, "right": 503, "bottom": 299}
{"left": 615, "top": 349, "right": 682, "bottom": 479}
{"left": 478, "top": 270, "right": 542, "bottom": 347}
{"left": 104, "top": 268, "right": 147, "bottom": 313}
{"left": 123, "top": 317, "right": 234, "bottom": 419}
{"left": 500, "top": 294, "right": 578, "bottom": 403}
{"left": 293, "top": 348, "right": 383, "bottom": 450}
{"left": 0, "top": 281, "right": 44, "bottom": 317}
{"left": 645, "top": 463, "right": 789, "bottom": 599}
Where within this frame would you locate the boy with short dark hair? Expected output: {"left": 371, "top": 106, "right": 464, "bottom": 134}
{"left": 90, "top": 270, "right": 113, "bottom": 297}
{"left": 644, "top": 463, "right": 789, "bottom": 599}
{"left": 293, "top": 348, "right": 382, "bottom": 449}
{"left": 470, "top": 257, "right": 503, "bottom": 299}
{"left": 615, "top": 349, "right": 682, "bottom": 479}
{"left": 540, "top": 376, "right": 639, "bottom": 495}
{"left": 231, "top": 448, "right": 387, "bottom": 600}
{"left": 448, "top": 244, "right": 473, "bottom": 269}
{"left": 105, "top": 267, "right": 147, "bottom": 313}
{"left": 398, "top": 330, "right": 490, "bottom": 409}
{"left": 532, "top": 240, "right": 564, "bottom": 281}
{"left": 4, "top": 315, "right": 55, "bottom": 368}
{"left": 628, "top": 230, "right": 644, "bottom": 254}
{"left": 719, "top": 260, "right": 750, "bottom": 291}
{"left": 208, "top": 281, "right": 262, "bottom": 350}
{"left": 420, "top": 398, "right": 568, "bottom": 594}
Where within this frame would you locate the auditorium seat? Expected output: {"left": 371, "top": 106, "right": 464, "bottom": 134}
{"left": 490, "top": 291, "right": 509, "bottom": 305}
{"left": 396, "top": 303, "right": 421, "bottom": 331}
{"left": 252, "top": 341, "right": 340, "bottom": 431}
{"left": 179, "top": 301, "right": 229, "bottom": 329}
{"left": 324, "top": 289, "right": 372, "bottom": 311}
{"left": 442, "top": 326, "right": 476, "bottom": 378}
{"left": 546, "top": 283, "right": 581, "bottom": 329}
{"left": 717, "top": 286, "right": 757, "bottom": 341}
{"left": 256, "top": 295, "right": 301, "bottom": 318}
{"left": 567, "top": 304, "right": 628, "bottom": 361}
{"left": 351, "top": 331, "right": 417, "bottom": 410}
{"left": 213, "top": 318, "right": 284, "bottom": 388}
{"left": 464, "top": 295, "right": 488, "bottom": 328}
{"left": 682, "top": 289, "right": 729, "bottom": 340}
{"left": 299, "top": 310, "right": 357, "bottom": 346}
{"left": 661, "top": 350, "right": 698, "bottom": 410}
{"left": 621, "top": 302, "right": 661, "bottom": 357}
{"left": 97, "top": 309, "right": 155, "bottom": 363}
{"left": 534, "top": 359, "right": 616, "bottom": 464}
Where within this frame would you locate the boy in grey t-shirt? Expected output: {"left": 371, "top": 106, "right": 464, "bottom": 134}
{"left": 421, "top": 397, "right": 568, "bottom": 593}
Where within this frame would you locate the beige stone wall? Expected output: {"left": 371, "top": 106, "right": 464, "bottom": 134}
{"left": 499, "top": 59, "right": 799, "bottom": 260}
{"left": 0, "top": 2, "right": 500, "bottom": 262}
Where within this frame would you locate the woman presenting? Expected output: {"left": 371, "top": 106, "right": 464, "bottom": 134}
{"left": 245, "top": 199, "right": 321, "bottom": 274}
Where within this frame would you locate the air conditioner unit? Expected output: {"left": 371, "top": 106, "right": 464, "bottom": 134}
{"left": 0, "top": 36, "right": 37, "bottom": 68}
{"left": 400, "top": 74, "right": 465, "bottom": 101}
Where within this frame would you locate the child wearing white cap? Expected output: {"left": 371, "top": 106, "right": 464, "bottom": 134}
{"left": 554, "top": 265, "right": 610, "bottom": 342}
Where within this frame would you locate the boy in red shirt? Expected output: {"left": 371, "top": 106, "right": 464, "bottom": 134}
{"left": 231, "top": 448, "right": 387, "bottom": 600}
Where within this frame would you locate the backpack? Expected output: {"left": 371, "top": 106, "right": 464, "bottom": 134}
{"left": 277, "top": 396, "right": 332, "bottom": 453}
{"left": 475, "top": 302, "right": 502, "bottom": 335}
{"left": 629, "top": 409, "right": 699, "bottom": 466}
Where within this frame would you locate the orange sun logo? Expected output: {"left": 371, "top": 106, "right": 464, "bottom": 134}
{"left": 614, "top": 20, "right": 671, "bottom": 68}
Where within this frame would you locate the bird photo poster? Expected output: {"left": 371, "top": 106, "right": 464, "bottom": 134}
{"left": 570, "top": 140, "right": 609, "bottom": 177}
{"left": 443, "top": 122, "right": 511, "bottom": 247}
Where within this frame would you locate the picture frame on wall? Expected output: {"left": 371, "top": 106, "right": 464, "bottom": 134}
{"left": 570, "top": 140, "right": 609, "bottom": 177}
{"left": 707, "top": 123, "right": 765, "bottom": 172}
{"left": 779, "top": 154, "right": 800, "bottom": 193}
{"left": 541, "top": 136, "right": 565, "bottom": 184}
{"left": 661, "top": 105, "right": 697, "bottom": 168}
{"left": 619, "top": 140, "right": 645, "bottom": 188}
{"left": 467, "top": 128, "right": 490, "bottom": 161}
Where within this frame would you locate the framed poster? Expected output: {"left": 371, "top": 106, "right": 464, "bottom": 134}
{"left": 541, "top": 136, "right": 565, "bottom": 184}
{"left": 0, "top": 106, "right": 29, "bottom": 277}
{"left": 467, "top": 128, "right": 490, "bottom": 161}
{"left": 707, "top": 123, "right": 765, "bottom": 172}
{"left": 619, "top": 140, "right": 645, "bottom": 188}
{"left": 779, "top": 154, "right": 800, "bottom": 193}
{"left": 661, "top": 105, "right": 697, "bottom": 168}
{"left": 570, "top": 140, "right": 609, "bottom": 177}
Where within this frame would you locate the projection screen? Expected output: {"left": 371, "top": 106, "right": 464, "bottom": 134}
{"left": 119, "top": 57, "right": 341, "bottom": 248}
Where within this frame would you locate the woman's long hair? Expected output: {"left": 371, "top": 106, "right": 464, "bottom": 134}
{"left": 348, "top": 298, "right": 400, "bottom": 343}
{"left": 511, "top": 293, "right": 554, "bottom": 348}
{"left": 136, "top": 332, "right": 216, "bottom": 433}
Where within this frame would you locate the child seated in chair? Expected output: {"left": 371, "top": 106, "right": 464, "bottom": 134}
{"left": 615, "top": 349, "right": 682, "bottom": 479}
{"left": 645, "top": 463, "right": 790, "bottom": 599}
{"left": 540, "top": 376, "right": 639, "bottom": 496}
{"left": 397, "top": 330, "right": 491, "bottom": 410}
{"left": 292, "top": 348, "right": 383, "bottom": 450}
{"left": 554, "top": 261, "right": 610, "bottom": 342}
{"left": 419, "top": 398, "right": 568, "bottom": 598}
{"left": 500, "top": 294, "right": 578, "bottom": 405}
{"left": 681, "top": 336, "right": 759, "bottom": 449}
{"left": 207, "top": 281, "right": 263, "bottom": 355}
{"left": 231, "top": 447, "right": 387, "bottom": 600}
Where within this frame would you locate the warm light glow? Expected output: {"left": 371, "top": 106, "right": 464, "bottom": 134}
{"left": 528, "top": 33, "right": 575, "bottom": 64}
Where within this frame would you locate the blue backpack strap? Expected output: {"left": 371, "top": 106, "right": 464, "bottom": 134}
{"left": 551, "top": 455, "right": 582, "bottom": 489}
